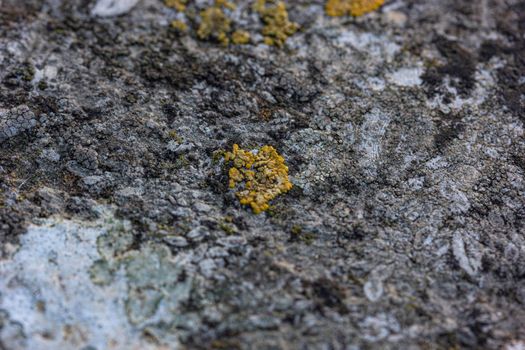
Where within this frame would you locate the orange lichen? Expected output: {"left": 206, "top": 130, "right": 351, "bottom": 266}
{"left": 254, "top": 0, "right": 299, "bottom": 47}
{"left": 224, "top": 144, "right": 292, "bottom": 214}
{"left": 325, "top": 0, "right": 384, "bottom": 17}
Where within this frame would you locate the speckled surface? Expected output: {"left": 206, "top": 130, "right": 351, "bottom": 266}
{"left": 1, "top": 0, "right": 524, "bottom": 349}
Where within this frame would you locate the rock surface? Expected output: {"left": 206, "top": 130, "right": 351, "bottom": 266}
{"left": 1, "top": 0, "right": 524, "bottom": 349}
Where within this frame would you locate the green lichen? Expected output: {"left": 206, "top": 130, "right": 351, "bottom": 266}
{"left": 290, "top": 224, "right": 302, "bottom": 236}
{"left": 124, "top": 93, "right": 138, "bottom": 104}
{"left": 212, "top": 149, "right": 226, "bottom": 164}
{"left": 174, "top": 154, "right": 190, "bottom": 168}
{"left": 90, "top": 221, "right": 192, "bottom": 328}
{"left": 219, "top": 216, "right": 236, "bottom": 235}
{"left": 37, "top": 80, "right": 48, "bottom": 90}
{"left": 168, "top": 129, "right": 184, "bottom": 143}
{"left": 123, "top": 243, "right": 192, "bottom": 325}
{"left": 290, "top": 224, "right": 315, "bottom": 245}
{"left": 96, "top": 224, "right": 134, "bottom": 260}
{"left": 89, "top": 259, "right": 115, "bottom": 286}
{"left": 21, "top": 62, "right": 35, "bottom": 82}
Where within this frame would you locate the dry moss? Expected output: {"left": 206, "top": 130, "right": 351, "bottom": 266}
{"left": 254, "top": 0, "right": 299, "bottom": 47}
{"left": 224, "top": 144, "right": 292, "bottom": 214}
{"left": 325, "top": 0, "right": 384, "bottom": 17}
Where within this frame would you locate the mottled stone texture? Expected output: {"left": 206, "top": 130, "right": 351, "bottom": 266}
{"left": 1, "top": 0, "right": 524, "bottom": 349}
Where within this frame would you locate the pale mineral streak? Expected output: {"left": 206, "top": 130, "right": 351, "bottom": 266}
{"left": 91, "top": 0, "right": 140, "bottom": 17}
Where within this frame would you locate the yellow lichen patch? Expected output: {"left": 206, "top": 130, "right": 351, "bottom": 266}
{"left": 325, "top": 0, "right": 384, "bottom": 17}
{"left": 171, "top": 20, "right": 188, "bottom": 32}
{"left": 215, "top": 0, "right": 236, "bottom": 10}
{"left": 224, "top": 144, "right": 293, "bottom": 214}
{"left": 232, "top": 30, "right": 251, "bottom": 44}
{"left": 254, "top": 0, "right": 299, "bottom": 47}
{"left": 197, "top": 0, "right": 236, "bottom": 45}
{"left": 165, "top": 0, "right": 187, "bottom": 12}
{"left": 349, "top": 0, "right": 384, "bottom": 16}
{"left": 325, "top": 0, "right": 349, "bottom": 16}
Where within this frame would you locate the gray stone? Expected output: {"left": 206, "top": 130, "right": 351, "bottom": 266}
{"left": 1, "top": 1, "right": 524, "bottom": 349}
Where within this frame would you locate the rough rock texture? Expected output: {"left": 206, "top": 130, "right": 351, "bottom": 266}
{"left": 1, "top": 0, "right": 525, "bottom": 349}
